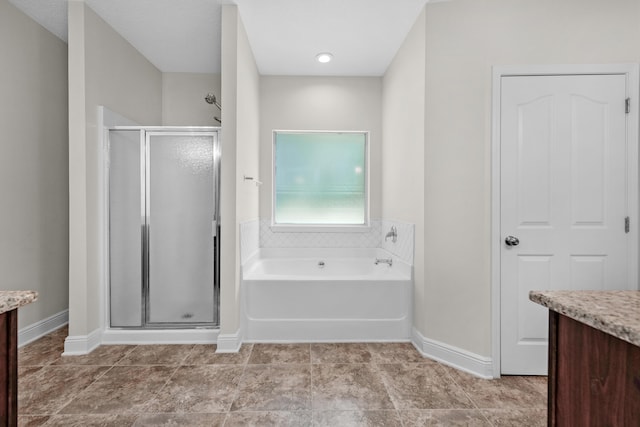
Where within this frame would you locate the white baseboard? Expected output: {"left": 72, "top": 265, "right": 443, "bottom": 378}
{"left": 64, "top": 328, "right": 219, "bottom": 354}
{"left": 18, "top": 310, "right": 69, "bottom": 348}
{"left": 244, "top": 319, "right": 411, "bottom": 343}
{"left": 63, "top": 328, "right": 102, "bottom": 355}
{"left": 216, "top": 330, "right": 242, "bottom": 353}
{"left": 411, "top": 327, "right": 494, "bottom": 379}
{"left": 101, "top": 328, "right": 219, "bottom": 345}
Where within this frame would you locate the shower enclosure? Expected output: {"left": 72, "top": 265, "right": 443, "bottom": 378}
{"left": 107, "top": 127, "right": 220, "bottom": 329}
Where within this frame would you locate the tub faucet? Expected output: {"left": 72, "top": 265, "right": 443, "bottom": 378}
{"left": 385, "top": 226, "right": 397, "bottom": 243}
{"left": 375, "top": 258, "right": 393, "bottom": 266}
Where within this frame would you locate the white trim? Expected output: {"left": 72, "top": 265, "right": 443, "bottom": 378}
{"left": 491, "top": 63, "right": 640, "bottom": 378}
{"left": 63, "top": 328, "right": 102, "bottom": 355}
{"left": 97, "top": 106, "right": 108, "bottom": 339}
{"left": 411, "top": 328, "right": 493, "bottom": 379}
{"left": 490, "top": 66, "right": 503, "bottom": 379}
{"left": 244, "top": 320, "right": 412, "bottom": 343}
{"left": 101, "top": 328, "right": 219, "bottom": 345}
{"left": 269, "top": 224, "right": 372, "bottom": 233}
{"left": 493, "top": 63, "right": 640, "bottom": 77}
{"left": 18, "top": 310, "right": 68, "bottom": 348}
{"left": 244, "top": 338, "right": 411, "bottom": 344}
{"left": 216, "top": 330, "right": 242, "bottom": 353}
{"left": 112, "top": 126, "right": 220, "bottom": 132}
{"left": 624, "top": 67, "right": 640, "bottom": 294}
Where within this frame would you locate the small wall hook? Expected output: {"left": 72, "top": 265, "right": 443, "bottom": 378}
{"left": 243, "top": 175, "right": 263, "bottom": 186}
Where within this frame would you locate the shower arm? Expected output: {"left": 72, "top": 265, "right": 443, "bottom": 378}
{"left": 205, "top": 93, "right": 222, "bottom": 110}
{"left": 205, "top": 93, "right": 222, "bottom": 124}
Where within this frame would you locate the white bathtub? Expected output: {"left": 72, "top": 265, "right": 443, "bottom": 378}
{"left": 241, "top": 248, "right": 413, "bottom": 342}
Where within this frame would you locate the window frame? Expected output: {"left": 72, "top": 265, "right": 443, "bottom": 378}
{"left": 271, "top": 130, "right": 370, "bottom": 232}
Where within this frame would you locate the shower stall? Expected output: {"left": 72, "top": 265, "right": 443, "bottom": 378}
{"left": 107, "top": 127, "right": 220, "bottom": 329}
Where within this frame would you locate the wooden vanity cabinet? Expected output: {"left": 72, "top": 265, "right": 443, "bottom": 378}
{"left": 548, "top": 311, "right": 640, "bottom": 426}
{"left": 0, "top": 308, "right": 18, "bottom": 426}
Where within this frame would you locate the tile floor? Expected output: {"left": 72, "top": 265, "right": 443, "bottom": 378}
{"left": 18, "top": 327, "right": 547, "bottom": 426}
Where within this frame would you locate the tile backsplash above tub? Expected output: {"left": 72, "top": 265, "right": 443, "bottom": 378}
{"left": 259, "top": 219, "right": 382, "bottom": 249}
{"left": 240, "top": 219, "right": 414, "bottom": 265}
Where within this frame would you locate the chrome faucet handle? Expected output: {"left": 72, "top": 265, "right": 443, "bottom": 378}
{"left": 385, "top": 226, "right": 398, "bottom": 243}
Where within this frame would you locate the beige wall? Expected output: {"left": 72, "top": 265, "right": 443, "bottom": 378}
{"left": 382, "top": 8, "right": 426, "bottom": 331}
{"left": 162, "top": 72, "right": 222, "bottom": 126}
{"left": 259, "top": 76, "right": 383, "bottom": 219}
{"left": 419, "top": 0, "right": 640, "bottom": 357}
{"left": 422, "top": 0, "right": 489, "bottom": 356}
{"left": 68, "top": 1, "right": 162, "bottom": 336}
{"left": 236, "top": 20, "right": 261, "bottom": 225}
{"left": 0, "top": 0, "right": 69, "bottom": 328}
{"left": 219, "top": 5, "right": 260, "bottom": 335}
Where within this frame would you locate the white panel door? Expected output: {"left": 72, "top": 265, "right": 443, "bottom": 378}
{"left": 500, "top": 74, "right": 634, "bottom": 375}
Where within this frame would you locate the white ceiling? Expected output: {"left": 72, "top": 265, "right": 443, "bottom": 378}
{"left": 8, "top": 0, "right": 429, "bottom": 76}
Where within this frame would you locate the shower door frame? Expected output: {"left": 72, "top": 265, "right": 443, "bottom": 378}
{"left": 107, "top": 126, "right": 221, "bottom": 329}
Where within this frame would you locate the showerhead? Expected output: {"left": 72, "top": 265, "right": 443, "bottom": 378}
{"left": 205, "top": 93, "right": 222, "bottom": 110}
{"left": 204, "top": 93, "right": 216, "bottom": 104}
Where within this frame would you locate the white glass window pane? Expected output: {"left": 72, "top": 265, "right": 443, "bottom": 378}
{"left": 274, "top": 132, "right": 367, "bottom": 225}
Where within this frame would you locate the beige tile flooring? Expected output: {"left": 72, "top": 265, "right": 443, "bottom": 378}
{"left": 18, "top": 327, "right": 547, "bottom": 426}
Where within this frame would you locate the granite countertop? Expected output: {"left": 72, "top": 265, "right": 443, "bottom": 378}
{"left": 0, "top": 290, "right": 38, "bottom": 315}
{"left": 530, "top": 290, "right": 640, "bottom": 347}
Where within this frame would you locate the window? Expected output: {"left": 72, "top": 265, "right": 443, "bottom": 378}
{"left": 273, "top": 131, "right": 368, "bottom": 227}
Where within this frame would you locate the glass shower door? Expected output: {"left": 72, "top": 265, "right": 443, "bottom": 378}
{"left": 146, "top": 133, "right": 216, "bottom": 325}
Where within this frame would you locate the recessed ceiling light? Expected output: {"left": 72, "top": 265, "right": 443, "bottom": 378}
{"left": 316, "top": 52, "right": 333, "bottom": 63}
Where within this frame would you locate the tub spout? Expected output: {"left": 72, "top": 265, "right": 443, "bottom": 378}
{"left": 385, "top": 226, "right": 397, "bottom": 243}
{"left": 375, "top": 258, "right": 393, "bottom": 267}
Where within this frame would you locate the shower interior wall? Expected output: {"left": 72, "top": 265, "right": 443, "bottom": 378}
{"left": 162, "top": 72, "right": 222, "bottom": 126}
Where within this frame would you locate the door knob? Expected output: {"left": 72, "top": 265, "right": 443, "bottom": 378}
{"left": 505, "top": 236, "right": 520, "bottom": 246}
